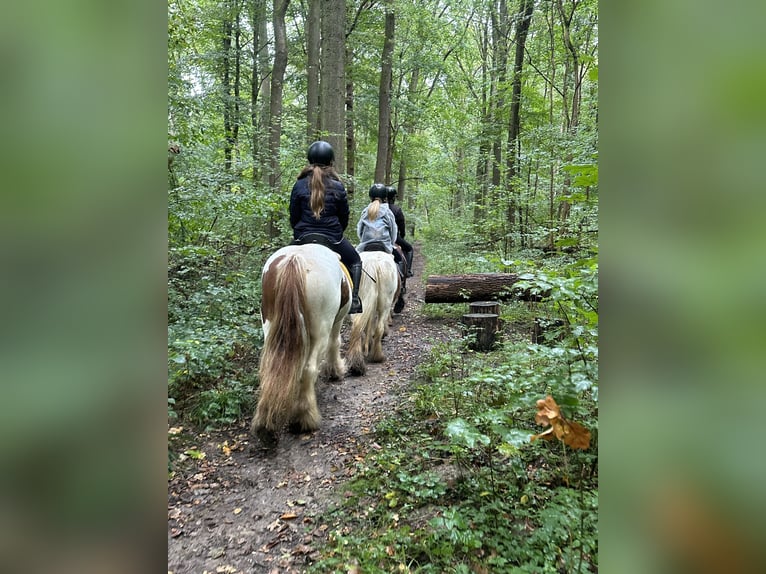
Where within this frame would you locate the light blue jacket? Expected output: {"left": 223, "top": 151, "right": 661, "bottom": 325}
{"left": 356, "top": 202, "right": 398, "bottom": 253}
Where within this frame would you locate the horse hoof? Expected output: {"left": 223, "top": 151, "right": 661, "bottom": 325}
{"left": 347, "top": 364, "right": 366, "bottom": 376}
{"left": 253, "top": 426, "right": 278, "bottom": 450}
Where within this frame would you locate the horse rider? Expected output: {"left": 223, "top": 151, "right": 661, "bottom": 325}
{"left": 357, "top": 183, "right": 407, "bottom": 312}
{"left": 289, "top": 140, "right": 363, "bottom": 314}
{"left": 386, "top": 185, "right": 414, "bottom": 277}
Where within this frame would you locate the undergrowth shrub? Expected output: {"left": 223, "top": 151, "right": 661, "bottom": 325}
{"left": 308, "top": 249, "right": 597, "bottom": 572}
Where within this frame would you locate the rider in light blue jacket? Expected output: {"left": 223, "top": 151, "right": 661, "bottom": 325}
{"left": 356, "top": 183, "right": 398, "bottom": 254}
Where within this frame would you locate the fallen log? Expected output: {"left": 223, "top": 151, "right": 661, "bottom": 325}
{"left": 425, "top": 273, "right": 546, "bottom": 303}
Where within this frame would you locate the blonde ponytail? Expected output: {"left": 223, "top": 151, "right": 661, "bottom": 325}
{"left": 367, "top": 198, "right": 381, "bottom": 221}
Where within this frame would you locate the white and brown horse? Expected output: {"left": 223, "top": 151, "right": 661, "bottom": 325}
{"left": 251, "top": 244, "right": 351, "bottom": 448}
{"left": 346, "top": 251, "right": 400, "bottom": 376}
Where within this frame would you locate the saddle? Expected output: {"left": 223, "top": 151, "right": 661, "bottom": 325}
{"left": 358, "top": 241, "right": 389, "bottom": 253}
{"left": 291, "top": 234, "right": 352, "bottom": 289}
{"left": 292, "top": 233, "right": 341, "bottom": 250}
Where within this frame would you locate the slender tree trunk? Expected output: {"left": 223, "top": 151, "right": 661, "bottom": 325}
{"left": 345, "top": 47, "right": 356, "bottom": 195}
{"left": 556, "top": 0, "right": 583, "bottom": 223}
{"left": 374, "top": 1, "right": 395, "bottom": 183}
{"left": 222, "top": 2, "right": 234, "bottom": 174}
{"left": 473, "top": 18, "right": 490, "bottom": 226}
{"left": 396, "top": 65, "right": 420, "bottom": 202}
{"left": 490, "top": 0, "right": 508, "bottom": 192}
{"left": 306, "top": 0, "right": 321, "bottom": 141}
{"left": 251, "top": 2, "right": 270, "bottom": 186}
{"left": 250, "top": 2, "right": 260, "bottom": 183}
{"left": 233, "top": 6, "right": 241, "bottom": 174}
{"left": 320, "top": 0, "right": 346, "bottom": 171}
{"left": 505, "top": 0, "right": 535, "bottom": 249}
{"left": 268, "top": 0, "right": 289, "bottom": 238}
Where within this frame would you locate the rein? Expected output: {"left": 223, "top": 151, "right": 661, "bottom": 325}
{"left": 362, "top": 267, "right": 377, "bottom": 283}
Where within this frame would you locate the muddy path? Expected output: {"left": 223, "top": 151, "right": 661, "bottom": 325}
{"left": 168, "top": 243, "right": 454, "bottom": 573}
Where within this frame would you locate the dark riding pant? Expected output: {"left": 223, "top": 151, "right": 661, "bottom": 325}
{"left": 396, "top": 237, "right": 413, "bottom": 255}
{"left": 334, "top": 237, "right": 362, "bottom": 270}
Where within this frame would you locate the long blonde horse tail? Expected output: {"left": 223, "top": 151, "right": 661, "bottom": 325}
{"left": 253, "top": 255, "right": 309, "bottom": 434}
{"left": 347, "top": 258, "right": 376, "bottom": 376}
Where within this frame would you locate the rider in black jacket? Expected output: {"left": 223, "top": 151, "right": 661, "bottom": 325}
{"left": 289, "top": 141, "right": 363, "bottom": 313}
{"left": 386, "top": 186, "right": 414, "bottom": 276}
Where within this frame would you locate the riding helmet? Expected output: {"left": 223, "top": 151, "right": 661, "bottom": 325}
{"left": 386, "top": 186, "right": 397, "bottom": 200}
{"left": 307, "top": 141, "right": 335, "bottom": 166}
{"left": 369, "top": 183, "right": 388, "bottom": 200}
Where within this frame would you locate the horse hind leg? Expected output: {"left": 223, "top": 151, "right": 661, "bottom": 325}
{"left": 368, "top": 307, "right": 387, "bottom": 362}
{"left": 288, "top": 348, "right": 322, "bottom": 434}
{"left": 322, "top": 324, "right": 346, "bottom": 381}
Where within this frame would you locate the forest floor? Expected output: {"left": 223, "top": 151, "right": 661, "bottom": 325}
{"left": 168, "top": 243, "right": 455, "bottom": 573}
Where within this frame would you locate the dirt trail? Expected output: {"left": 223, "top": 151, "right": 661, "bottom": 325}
{"left": 168, "top": 243, "right": 452, "bottom": 573}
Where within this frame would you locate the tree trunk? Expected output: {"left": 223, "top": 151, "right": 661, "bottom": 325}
{"left": 222, "top": 1, "right": 234, "bottom": 174}
{"left": 268, "top": 0, "right": 289, "bottom": 238}
{"left": 396, "top": 66, "right": 419, "bottom": 202}
{"left": 505, "top": 0, "right": 535, "bottom": 247}
{"left": 251, "top": 2, "right": 270, "bottom": 186}
{"left": 345, "top": 48, "right": 356, "bottom": 195}
{"left": 306, "top": 0, "right": 321, "bottom": 142}
{"left": 490, "top": 0, "right": 508, "bottom": 192}
{"left": 374, "top": 1, "right": 395, "bottom": 183}
{"left": 320, "top": 0, "right": 346, "bottom": 172}
{"left": 233, "top": 8, "right": 241, "bottom": 173}
{"left": 555, "top": 0, "right": 583, "bottom": 223}
{"left": 425, "top": 273, "right": 546, "bottom": 303}
{"left": 473, "top": 17, "right": 490, "bottom": 227}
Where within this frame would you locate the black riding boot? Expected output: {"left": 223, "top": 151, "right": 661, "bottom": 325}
{"left": 405, "top": 249, "right": 414, "bottom": 277}
{"left": 349, "top": 263, "right": 363, "bottom": 314}
{"left": 397, "top": 259, "right": 407, "bottom": 292}
{"left": 394, "top": 282, "right": 406, "bottom": 313}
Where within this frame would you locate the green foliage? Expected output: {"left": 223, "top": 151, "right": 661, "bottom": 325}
{"left": 168, "top": 2, "right": 598, "bottom": 566}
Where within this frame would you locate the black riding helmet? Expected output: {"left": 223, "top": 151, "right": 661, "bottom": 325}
{"left": 385, "top": 186, "right": 397, "bottom": 200}
{"left": 307, "top": 140, "right": 334, "bottom": 166}
{"left": 369, "top": 183, "right": 388, "bottom": 200}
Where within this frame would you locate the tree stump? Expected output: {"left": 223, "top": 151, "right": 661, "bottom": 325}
{"left": 461, "top": 313, "right": 499, "bottom": 352}
{"left": 469, "top": 301, "right": 500, "bottom": 315}
{"left": 469, "top": 301, "right": 502, "bottom": 332}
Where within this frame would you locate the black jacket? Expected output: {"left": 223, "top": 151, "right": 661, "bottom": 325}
{"left": 289, "top": 172, "right": 349, "bottom": 241}
{"left": 389, "top": 202, "right": 406, "bottom": 240}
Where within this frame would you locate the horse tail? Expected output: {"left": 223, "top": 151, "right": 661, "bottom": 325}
{"left": 252, "top": 254, "right": 310, "bottom": 436}
{"left": 346, "top": 260, "right": 376, "bottom": 376}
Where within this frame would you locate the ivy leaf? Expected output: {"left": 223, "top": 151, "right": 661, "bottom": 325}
{"left": 446, "top": 418, "right": 490, "bottom": 449}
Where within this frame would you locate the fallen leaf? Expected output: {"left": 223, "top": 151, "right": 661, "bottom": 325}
{"left": 532, "top": 395, "right": 591, "bottom": 450}
{"left": 280, "top": 512, "right": 298, "bottom": 520}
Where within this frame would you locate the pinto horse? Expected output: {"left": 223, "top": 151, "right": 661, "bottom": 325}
{"left": 251, "top": 244, "right": 351, "bottom": 448}
{"left": 346, "top": 250, "right": 400, "bottom": 376}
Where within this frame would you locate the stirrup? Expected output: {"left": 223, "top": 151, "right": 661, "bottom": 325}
{"left": 349, "top": 297, "right": 363, "bottom": 314}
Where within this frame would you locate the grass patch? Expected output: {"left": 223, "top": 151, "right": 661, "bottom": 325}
{"left": 307, "top": 333, "right": 598, "bottom": 573}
